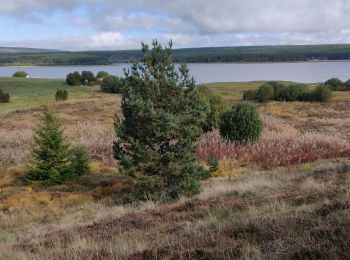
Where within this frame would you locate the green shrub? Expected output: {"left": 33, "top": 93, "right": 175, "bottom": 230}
{"left": 81, "top": 71, "right": 95, "bottom": 85}
{"left": 55, "top": 89, "right": 68, "bottom": 101}
{"left": 0, "top": 89, "right": 10, "bottom": 103}
{"left": 267, "top": 81, "right": 285, "bottom": 98}
{"left": 309, "top": 84, "right": 332, "bottom": 102}
{"left": 101, "top": 75, "right": 124, "bottom": 93}
{"left": 275, "top": 84, "right": 308, "bottom": 101}
{"left": 13, "top": 71, "right": 28, "bottom": 77}
{"left": 243, "top": 89, "right": 258, "bottom": 101}
{"left": 96, "top": 71, "right": 109, "bottom": 80}
{"left": 219, "top": 103, "right": 262, "bottom": 144}
{"left": 345, "top": 79, "right": 350, "bottom": 90}
{"left": 198, "top": 85, "right": 228, "bottom": 132}
{"left": 66, "top": 71, "right": 82, "bottom": 86}
{"left": 324, "top": 78, "right": 344, "bottom": 90}
{"left": 257, "top": 83, "right": 274, "bottom": 102}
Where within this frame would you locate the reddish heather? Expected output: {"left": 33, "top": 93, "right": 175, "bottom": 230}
{"left": 197, "top": 115, "right": 349, "bottom": 168}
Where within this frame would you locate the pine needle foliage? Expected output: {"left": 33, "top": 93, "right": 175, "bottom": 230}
{"left": 114, "top": 40, "right": 209, "bottom": 200}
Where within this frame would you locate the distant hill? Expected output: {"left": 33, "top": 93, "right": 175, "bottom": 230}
{"left": 1, "top": 44, "right": 350, "bottom": 65}
{"left": 0, "top": 47, "right": 60, "bottom": 54}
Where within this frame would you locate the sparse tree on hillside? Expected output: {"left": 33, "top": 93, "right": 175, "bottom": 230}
{"left": 27, "top": 108, "right": 90, "bottom": 184}
{"left": 114, "top": 40, "right": 209, "bottom": 200}
{"left": 27, "top": 108, "right": 70, "bottom": 184}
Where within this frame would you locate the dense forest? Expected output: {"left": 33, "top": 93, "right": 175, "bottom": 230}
{"left": 1, "top": 44, "right": 350, "bottom": 65}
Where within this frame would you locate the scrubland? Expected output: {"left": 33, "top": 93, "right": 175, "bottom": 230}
{"left": 0, "top": 81, "right": 349, "bottom": 259}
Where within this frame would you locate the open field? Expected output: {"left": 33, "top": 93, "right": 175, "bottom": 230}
{"left": 0, "top": 77, "right": 91, "bottom": 114}
{"left": 0, "top": 78, "right": 349, "bottom": 259}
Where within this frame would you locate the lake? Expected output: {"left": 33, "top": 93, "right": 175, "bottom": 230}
{"left": 0, "top": 62, "right": 350, "bottom": 84}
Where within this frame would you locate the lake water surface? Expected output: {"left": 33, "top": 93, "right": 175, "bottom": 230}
{"left": 0, "top": 62, "right": 350, "bottom": 84}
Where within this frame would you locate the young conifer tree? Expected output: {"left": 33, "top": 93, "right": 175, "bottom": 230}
{"left": 114, "top": 40, "right": 209, "bottom": 200}
{"left": 27, "top": 107, "right": 71, "bottom": 184}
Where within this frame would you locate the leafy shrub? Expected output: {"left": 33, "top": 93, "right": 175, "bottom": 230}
{"left": 257, "top": 83, "right": 274, "bottom": 102}
{"left": 0, "top": 89, "right": 10, "bottom": 103}
{"left": 66, "top": 71, "right": 82, "bottom": 86}
{"left": 219, "top": 103, "right": 262, "bottom": 144}
{"left": 324, "top": 78, "right": 344, "bottom": 90}
{"left": 96, "top": 71, "right": 109, "bottom": 79}
{"left": 275, "top": 84, "right": 308, "bottom": 101}
{"left": 101, "top": 75, "right": 124, "bottom": 93}
{"left": 114, "top": 40, "right": 209, "bottom": 201}
{"left": 309, "top": 84, "right": 332, "bottom": 102}
{"left": 55, "top": 89, "right": 68, "bottom": 101}
{"left": 13, "top": 71, "right": 28, "bottom": 77}
{"left": 345, "top": 79, "right": 350, "bottom": 90}
{"left": 81, "top": 71, "right": 95, "bottom": 85}
{"left": 268, "top": 81, "right": 285, "bottom": 97}
{"left": 198, "top": 85, "right": 228, "bottom": 132}
{"left": 243, "top": 89, "right": 258, "bottom": 101}
{"left": 27, "top": 108, "right": 90, "bottom": 185}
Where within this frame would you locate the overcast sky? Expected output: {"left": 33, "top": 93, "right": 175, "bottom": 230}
{"left": 1, "top": 0, "right": 350, "bottom": 50}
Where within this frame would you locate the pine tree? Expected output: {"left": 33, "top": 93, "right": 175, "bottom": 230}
{"left": 69, "top": 147, "right": 91, "bottom": 177}
{"left": 114, "top": 40, "right": 209, "bottom": 200}
{"left": 27, "top": 108, "right": 71, "bottom": 184}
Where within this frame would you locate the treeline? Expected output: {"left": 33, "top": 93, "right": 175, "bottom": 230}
{"left": 3, "top": 44, "right": 350, "bottom": 65}
{"left": 244, "top": 82, "right": 332, "bottom": 103}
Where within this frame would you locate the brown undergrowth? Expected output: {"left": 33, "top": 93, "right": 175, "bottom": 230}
{"left": 0, "top": 159, "right": 349, "bottom": 259}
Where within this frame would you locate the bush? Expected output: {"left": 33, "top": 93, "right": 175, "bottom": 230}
{"left": 324, "top": 78, "right": 344, "bottom": 90}
{"left": 13, "top": 71, "right": 28, "bottom": 77}
{"left": 198, "top": 85, "right": 228, "bottom": 132}
{"left": 257, "top": 83, "right": 274, "bottom": 102}
{"left": 101, "top": 75, "right": 124, "bottom": 93}
{"left": 81, "top": 71, "right": 95, "bottom": 85}
{"left": 345, "top": 79, "right": 350, "bottom": 90}
{"left": 243, "top": 89, "right": 258, "bottom": 101}
{"left": 55, "top": 89, "right": 68, "bottom": 101}
{"left": 275, "top": 84, "right": 308, "bottom": 101}
{"left": 96, "top": 71, "right": 109, "bottom": 80}
{"left": 27, "top": 108, "right": 90, "bottom": 185}
{"left": 219, "top": 103, "right": 262, "bottom": 144}
{"left": 309, "top": 84, "right": 332, "bottom": 102}
{"left": 66, "top": 71, "right": 82, "bottom": 86}
{"left": 0, "top": 89, "right": 10, "bottom": 103}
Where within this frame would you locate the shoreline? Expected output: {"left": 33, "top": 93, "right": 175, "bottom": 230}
{"left": 1, "top": 59, "right": 350, "bottom": 67}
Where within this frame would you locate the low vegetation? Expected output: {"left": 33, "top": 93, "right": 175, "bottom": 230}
{"left": 0, "top": 89, "right": 10, "bottom": 103}
{"left": 100, "top": 75, "right": 124, "bottom": 93}
{"left": 244, "top": 81, "right": 332, "bottom": 103}
{"left": 12, "top": 71, "right": 28, "bottom": 78}
{"left": 219, "top": 103, "right": 262, "bottom": 144}
{"left": 0, "top": 77, "right": 90, "bottom": 114}
{"left": 55, "top": 89, "right": 68, "bottom": 101}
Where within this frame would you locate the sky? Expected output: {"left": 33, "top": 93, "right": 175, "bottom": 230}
{"left": 1, "top": 0, "right": 350, "bottom": 51}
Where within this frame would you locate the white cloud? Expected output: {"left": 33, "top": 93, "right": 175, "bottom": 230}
{"left": 1, "top": 0, "right": 350, "bottom": 49}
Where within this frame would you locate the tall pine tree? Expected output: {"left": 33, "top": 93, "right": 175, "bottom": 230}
{"left": 114, "top": 40, "right": 209, "bottom": 200}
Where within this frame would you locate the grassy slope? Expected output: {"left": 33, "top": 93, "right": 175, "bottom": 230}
{"left": 0, "top": 79, "right": 349, "bottom": 259}
{"left": 0, "top": 77, "right": 91, "bottom": 114}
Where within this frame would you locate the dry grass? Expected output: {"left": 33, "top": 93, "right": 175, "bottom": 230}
{"left": 1, "top": 83, "right": 350, "bottom": 259}
{"left": 0, "top": 159, "right": 349, "bottom": 259}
